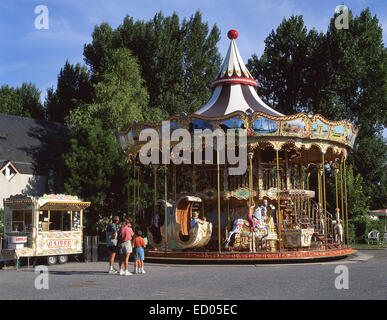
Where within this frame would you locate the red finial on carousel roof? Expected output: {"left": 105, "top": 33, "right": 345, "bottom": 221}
{"left": 227, "top": 29, "right": 238, "bottom": 40}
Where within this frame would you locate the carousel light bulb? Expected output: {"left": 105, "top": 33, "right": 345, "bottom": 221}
{"left": 245, "top": 108, "right": 253, "bottom": 116}
{"left": 307, "top": 111, "right": 314, "bottom": 119}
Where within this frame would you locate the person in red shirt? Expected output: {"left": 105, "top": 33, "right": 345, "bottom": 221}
{"left": 118, "top": 219, "right": 134, "bottom": 276}
{"left": 132, "top": 230, "right": 146, "bottom": 274}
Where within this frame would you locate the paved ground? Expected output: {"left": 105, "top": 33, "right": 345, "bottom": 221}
{"left": 0, "top": 250, "right": 386, "bottom": 300}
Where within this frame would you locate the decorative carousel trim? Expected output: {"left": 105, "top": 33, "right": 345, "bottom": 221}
{"left": 144, "top": 247, "right": 355, "bottom": 261}
{"left": 211, "top": 77, "right": 258, "bottom": 87}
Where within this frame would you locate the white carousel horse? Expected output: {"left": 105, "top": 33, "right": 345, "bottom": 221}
{"left": 333, "top": 221, "right": 343, "bottom": 244}
{"left": 223, "top": 212, "right": 269, "bottom": 250}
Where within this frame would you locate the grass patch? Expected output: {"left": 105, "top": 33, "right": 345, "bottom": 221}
{"left": 351, "top": 242, "right": 387, "bottom": 249}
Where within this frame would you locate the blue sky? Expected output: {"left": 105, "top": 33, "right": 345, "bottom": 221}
{"left": 0, "top": 0, "right": 386, "bottom": 127}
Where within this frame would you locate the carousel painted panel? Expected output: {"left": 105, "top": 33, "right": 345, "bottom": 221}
{"left": 191, "top": 119, "right": 214, "bottom": 131}
{"left": 220, "top": 117, "right": 246, "bottom": 133}
{"left": 346, "top": 126, "right": 358, "bottom": 148}
{"left": 311, "top": 119, "right": 330, "bottom": 139}
{"left": 280, "top": 118, "right": 308, "bottom": 138}
{"left": 284, "top": 228, "right": 314, "bottom": 248}
{"left": 251, "top": 116, "right": 279, "bottom": 136}
{"left": 35, "top": 231, "right": 83, "bottom": 256}
{"left": 329, "top": 124, "right": 346, "bottom": 143}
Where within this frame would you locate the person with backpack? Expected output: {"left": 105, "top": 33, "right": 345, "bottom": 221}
{"left": 106, "top": 216, "right": 120, "bottom": 274}
{"left": 118, "top": 219, "right": 134, "bottom": 276}
{"left": 132, "top": 230, "right": 146, "bottom": 274}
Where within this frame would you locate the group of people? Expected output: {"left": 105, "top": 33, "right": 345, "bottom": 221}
{"left": 106, "top": 216, "right": 146, "bottom": 276}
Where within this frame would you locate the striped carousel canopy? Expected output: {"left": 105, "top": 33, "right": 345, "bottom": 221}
{"left": 195, "top": 29, "right": 283, "bottom": 118}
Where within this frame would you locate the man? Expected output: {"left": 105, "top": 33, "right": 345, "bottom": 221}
{"left": 106, "top": 216, "right": 119, "bottom": 274}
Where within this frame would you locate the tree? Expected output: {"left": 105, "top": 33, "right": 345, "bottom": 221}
{"left": 248, "top": 15, "right": 326, "bottom": 115}
{"left": 0, "top": 83, "right": 45, "bottom": 119}
{"left": 83, "top": 48, "right": 147, "bottom": 130}
{"left": 62, "top": 48, "right": 149, "bottom": 224}
{"left": 45, "top": 61, "right": 93, "bottom": 123}
{"left": 83, "top": 11, "right": 221, "bottom": 120}
{"left": 63, "top": 119, "right": 128, "bottom": 225}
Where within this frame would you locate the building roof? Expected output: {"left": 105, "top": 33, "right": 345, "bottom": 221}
{"left": 0, "top": 113, "right": 69, "bottom": 175}
{"left": 195, "top": 29, "right": 283, "bottom": 118}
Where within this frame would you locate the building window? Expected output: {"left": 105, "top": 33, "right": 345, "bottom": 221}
{"left": 12, "top": 210, "right": 32, "bottom": 232}
{"left": 1, "top": 163, "right": 17, "bottom": 181}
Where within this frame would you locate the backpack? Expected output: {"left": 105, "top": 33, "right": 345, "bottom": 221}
{"left": 116, "top": 228, "right": 123, "bottom": 247}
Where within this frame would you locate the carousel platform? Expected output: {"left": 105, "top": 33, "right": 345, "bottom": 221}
{"left": 144, "top": 247, "right": 356, "bottom": 264}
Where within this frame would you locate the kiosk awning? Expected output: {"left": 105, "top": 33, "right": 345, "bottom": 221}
{"left": 39, "top": 201, "right": 91, "bottom": 211}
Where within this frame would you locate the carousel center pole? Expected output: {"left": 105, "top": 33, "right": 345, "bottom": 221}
{"left": 217, "top": 149, "right": 221, "bottom": 253}
{"left": 276, "top": 149, "right": 281, "bottom": 251}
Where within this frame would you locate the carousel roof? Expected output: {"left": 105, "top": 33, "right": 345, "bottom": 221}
{"left": 195, "top": 29, "right": 283, "bottom": 118}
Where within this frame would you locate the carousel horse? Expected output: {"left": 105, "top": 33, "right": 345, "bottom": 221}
{"left": 223, "top": 211, "right": 269, "bottom": 250}
{"left": 333, "top": 221, "right": 343, "bottom": 244}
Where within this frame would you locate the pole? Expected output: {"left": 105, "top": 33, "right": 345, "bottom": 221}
{"left": 276, "top": 150, "right": 281, "bottom": 251}
{"left": 164, "top": 165, "right": 168, "bottom": 252}
{"left": 133, "top": 161, "right": 136, "bottom": 220}
{"left": 153, "top": 166, "right": 157, "bottom": 215}
{"left": 340, "top": 160, "right": 345, "bottom": 243}
{"left": 248, "top": 152, "right": 254, "bottom": 252}
{"left": 335, "top": 162, "right": 339, "bottom": 215}
{"left": 127, "top": 165, "right": 130, "bottom": 218}
{"left": 322, "top": 153, "right": 328, "bottom": 248}
{"left": 217, "top": 150, "right": 221, "bottom": 253}
{"left": 344, "top": 159, "right": 349, "bottom": 245}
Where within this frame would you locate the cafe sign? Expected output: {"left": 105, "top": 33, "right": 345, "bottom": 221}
{"left": 46, "top": 239, "right": 73, "bottom": 248}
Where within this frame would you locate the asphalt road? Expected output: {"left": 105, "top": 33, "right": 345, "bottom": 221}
{"left": 0, "top": 250, "right": 386, "bottom": 300}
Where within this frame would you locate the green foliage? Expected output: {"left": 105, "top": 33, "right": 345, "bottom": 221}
{"left": 63, "top": 119, "right": 128, "bottom": 219}
{"left": 0, "top": 83, "right": 45, "bottom": 119}
{"left": 45, "top": 61, "right": 93, "bottom": 123}
{"left": 84, "top": 10, "right": 221, "bottom": 120}
{"left": 350, "top": 133, "right": 387, "bottom": 209}
{"left": 86, "top": 48, "right": 147, "bottom": 130}
{"left": 345, "top": 164, "right": 369, "bottom": 218}
{"left": 348, "top": 215, "right": 385, "bottom": 243}
{"left": 62, "top": 47, "right": 149, "bottom": 225}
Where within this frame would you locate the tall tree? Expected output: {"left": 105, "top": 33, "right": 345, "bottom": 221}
{"left": 83, "top": 11, "right": 221, "bottom": 120}
{"left": 45, "top": 61, "right": 93, "bottom": 123}
{"left": 0, "top": 83, "right": 45, "bottom": 119}
{"left": 69, "top": 48, "right": 147, "bottom": 130}
{"left": 63, "top": 48, "right": 148, "bottom": 222}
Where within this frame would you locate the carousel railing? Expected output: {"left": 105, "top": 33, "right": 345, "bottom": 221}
{"left": 310, "top": 199, "right": 334, "bottom": 242}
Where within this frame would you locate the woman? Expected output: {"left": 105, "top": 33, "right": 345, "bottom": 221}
{"left": 118, "top": 219, "right": 134, "bottom": 276}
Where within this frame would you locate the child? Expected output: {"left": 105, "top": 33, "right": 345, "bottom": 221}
{"left": 132, "top": 230, "right": 146, "bottom": 274}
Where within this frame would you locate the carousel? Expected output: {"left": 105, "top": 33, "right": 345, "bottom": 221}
{"left": 116, "top": 29, "right": 357, "bottom": 262}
